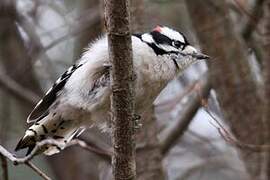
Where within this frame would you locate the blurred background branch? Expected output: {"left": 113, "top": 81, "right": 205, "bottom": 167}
{"left": 159, "top": 73, "right": 210, "bottom": 155}
{"left": 0, "top": 154, "right": 8, "bottom": 180}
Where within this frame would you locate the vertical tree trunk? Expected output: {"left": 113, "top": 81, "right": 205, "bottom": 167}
{"left": 185, "top": 0, "right": 264, "bottom": 179}
{"left": 104, "top": 0, "right": 136, "bottom": 179}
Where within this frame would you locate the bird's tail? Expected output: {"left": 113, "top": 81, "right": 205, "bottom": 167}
{"left": 15, "top": 115, "right": 84, "bottom": 156}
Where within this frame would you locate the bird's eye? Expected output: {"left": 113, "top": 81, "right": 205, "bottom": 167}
{"left": 172, "top": 41, "right": 184, "bottom": 49}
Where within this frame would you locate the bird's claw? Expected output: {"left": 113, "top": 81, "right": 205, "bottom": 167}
{"left": 133, "top": 114, "right": 142, "bottom": 131}
{"left": 103, "top": 63, "right": 112, "bottom": 69}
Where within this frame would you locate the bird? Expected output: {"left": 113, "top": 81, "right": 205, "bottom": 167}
{"left": 15, "top": 26, "right": 209, "bottom": 156}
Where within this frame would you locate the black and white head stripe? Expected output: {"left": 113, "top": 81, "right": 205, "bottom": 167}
{"left": 133, "top": 26, "right": 190, "bottom": 56}
{"left": 151, "top": 26, "right": 189, "bottom": 52}
{"left": 153, "top": 26, "right": 188, "bottom": 45}
{"left": 133, "top": 33, "right": 168, "bottom": 55}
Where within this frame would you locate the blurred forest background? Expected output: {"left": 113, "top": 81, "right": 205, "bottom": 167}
{"left": 0, "top": 0, "right": 269, "bottom": 179}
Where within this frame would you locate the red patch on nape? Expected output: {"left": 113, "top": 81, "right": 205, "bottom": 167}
{"left": 153, "top": 25, "right": 162, "bottom": 32}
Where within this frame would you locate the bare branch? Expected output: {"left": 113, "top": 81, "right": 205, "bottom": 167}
{"left": 233, "top": 0, "right": 266, "bottom": 40}
{"left": 0, "top": 145, "right": 51, "bottom": 180}
{"left": 0, "top": 138, "right": 112, "bottom": 180}
{"left": 25, "top": 162, "right": 52, "bottom": 180}
{"left": 203, "top": 104, "right": 270, "bottom": 152}
{"left": 187, "top": 130, "right": 221, "bottom": 153}
{"left": 159, "top": 73, "right": 211, "bottom": 155}
{"left": 0, "top": 139, "right": 111, "bottom": 165}
{"left": 0, "top": 154, "right": 8, "bottom": 180}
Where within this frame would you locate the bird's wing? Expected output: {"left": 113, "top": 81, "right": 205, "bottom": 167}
{"left": 27, "top": 63, "right": 83, "bottom": 123}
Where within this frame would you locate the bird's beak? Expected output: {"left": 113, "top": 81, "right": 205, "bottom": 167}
{"left": 182, "top": 45, "right": 210, "bottom": 60}
{"left": 193, "top": 52, "right": 210, "bottom": 60}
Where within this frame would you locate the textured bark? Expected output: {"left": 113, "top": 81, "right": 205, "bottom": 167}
{"left": 104, "top": 0, "right": 136, "bottom": 179}
{"left": 185, "top": 0, "right": 264, "bottom": 178}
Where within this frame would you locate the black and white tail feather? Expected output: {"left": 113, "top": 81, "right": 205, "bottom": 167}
{"left": 16, "top": 63, "right": 85, "bottom": 155}
{"left": 15, "top": 26, "right": 209, "bottom": 156}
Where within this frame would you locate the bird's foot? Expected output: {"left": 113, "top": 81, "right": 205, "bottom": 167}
{"left": 133, "top": 114, "right": 142, "bottom": 131}
{"left": 103, "top": 63, "right": 112, "bottom": 69}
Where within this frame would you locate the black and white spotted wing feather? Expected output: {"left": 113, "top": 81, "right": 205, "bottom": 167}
{"left": 27, "top": 63, "right": 83, "bottom": 123}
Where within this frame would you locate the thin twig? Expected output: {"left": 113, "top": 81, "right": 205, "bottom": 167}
{"left": 0, "top": 138, "right": 112, "bottom": 180}
{"left": 25, "top": 161, "right": 51, "bottom": 180}
{"left": 233, "top": 0, "right": 268, "bottom": 39}
{"left": 201, "top": 99, "right": 270, "bottom": 152}
{"left": 0, "top": 145, "right": 50, "bottom": 180}
{"left": 0, "top": 139, "right": 111, "bottom": 165}
{"left": 187, "top": 130, "right": 221, "bottom": 153}
{"left": 192, "top": 77, "right": 270, "bottom": 153}
{"left": 0, "top": 154, "right": 8, "bottom": 180}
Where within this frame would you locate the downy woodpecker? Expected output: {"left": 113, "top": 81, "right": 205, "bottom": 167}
{"left": 15, "top": 26, "right": 209, "bottom": 155}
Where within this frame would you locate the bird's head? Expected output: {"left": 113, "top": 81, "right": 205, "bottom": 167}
{"left": 139, "top": 25, "right": 209, "bottom": 71}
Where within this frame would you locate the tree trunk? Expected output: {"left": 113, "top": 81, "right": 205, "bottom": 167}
{"left": 185, "top": 0, "right": 264, "bottom": 179}
{"left": 104, "top": 0, "right": 136, "bottom": 179}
